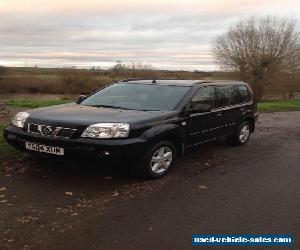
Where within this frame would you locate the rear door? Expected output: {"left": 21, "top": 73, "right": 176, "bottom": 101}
{"left": 186, "top": 86, "right": 220, "bottom": 146}
{"left": 215, "top": 85, "right": 242, "bottom": 136}
{"left": 236, "top": 84, "right": 255, "bottom": 113}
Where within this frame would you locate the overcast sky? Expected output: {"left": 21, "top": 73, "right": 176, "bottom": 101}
{"left": 0, "top": 0, "right": 299, "bottom": 71}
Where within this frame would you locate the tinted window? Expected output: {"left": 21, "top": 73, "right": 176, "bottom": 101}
{"left": 191, "top": 86, "right": 217, "bottom": 109}
{"left": 217, "top": 85, "right": 240, "bottom": 106}
{"left": 237, "top": 85, "right": 250, "bottom": 102}
{"left": 81, "top": 83, "right": 191, "bottom": 111}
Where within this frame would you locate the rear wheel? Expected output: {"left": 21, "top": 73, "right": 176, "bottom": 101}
{"left": 227, "top": 121, "right": 251, "bottom": 146}
{"left": 136, "top": 141, "right": 176, "bottom": 179}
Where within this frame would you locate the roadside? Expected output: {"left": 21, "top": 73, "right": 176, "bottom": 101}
{"left": 2, "top": 98, "right": 300, "bottom": 111}
{"left": 0, "top": 111, "right": 299, "bottom": 249}
{"left": 0, "top": 106, "right": 27, "bottom": 125}
{"left": 0, "top": 107, "right": 27, "bottom": 159}
{"left": 1, "top": 99, "right": 300, "bottom": 160}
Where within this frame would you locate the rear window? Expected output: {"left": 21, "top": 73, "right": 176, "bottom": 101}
{"left": 217, "top": 85, "right": 240, "bottom": 106}
{"left": 237, "top": 85, "right": 251, "bottom": 103}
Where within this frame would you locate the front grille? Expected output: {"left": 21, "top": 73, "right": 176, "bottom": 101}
{"left": 27, "top": 123, "right": 77, "bottom": 138}
{"left": 55, "top": 128, "right": 76, "bottom": 138}
{"left": 28, "top": 123, "right": 39, "bottom": 133}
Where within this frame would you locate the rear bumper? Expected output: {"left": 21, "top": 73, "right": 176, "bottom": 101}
{"left": 4, "top": 126, "right": 147, "bottom": 159}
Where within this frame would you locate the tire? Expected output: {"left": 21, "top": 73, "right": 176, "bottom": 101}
{"left": 136, "top": 141, "right": 177, "bottom": 179}
{"left": 227, "top": 121, "right": 251, "bottom": 146}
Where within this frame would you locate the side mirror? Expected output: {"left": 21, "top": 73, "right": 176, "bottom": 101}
{"left": 75, "top": 95, "right": 87, "bottom": 104}
{"left": 189, "top": 103, "right": 212, "bottom": 113}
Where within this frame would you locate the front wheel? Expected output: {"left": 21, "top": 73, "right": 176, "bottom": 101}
{"left": 136, "top": 141, "right": 176, "bottom": 179}
{"left": 227, "top": 121, "right": 251, "bottom": 146}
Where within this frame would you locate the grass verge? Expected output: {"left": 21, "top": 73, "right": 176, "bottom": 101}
{"left": 258, "top": 100, "right": 300, "bottom": 112}
{"left": 4, "top": 99, "right": 72, "bottom": 109}
{"left": 0, "top": 125, "right": 19, "bottom": 159}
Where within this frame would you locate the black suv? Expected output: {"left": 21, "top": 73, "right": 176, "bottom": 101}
{"left": 4, "top": 80, "right": 258, "bottom": 179}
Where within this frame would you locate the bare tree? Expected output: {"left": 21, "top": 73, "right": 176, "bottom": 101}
{"left": 126, "top": 62, "right": 152, "bottom": 78}
{"left": 277, "top": 72, "right": 300, "bottom": 100}
{"left": 213, "top": 16, "right": 300, "bottom": 100}
{"left": 111, "top": 60, "right": 125, "bottom": 74}
{"left": 111, "top": 62, "right": 152, "bottom": 78}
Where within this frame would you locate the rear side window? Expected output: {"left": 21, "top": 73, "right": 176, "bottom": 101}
{"left": 217, "top": 85, "right": 240, "bottom": 106}
{"left": 237, "top": 85, "right": 251, "bottom": 103}
{"left": 191, "top": 86, "right": 217, "bottom": 108}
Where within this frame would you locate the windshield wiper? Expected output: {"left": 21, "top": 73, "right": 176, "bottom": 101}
{"left": 89, "top": 104, "right": 161, "bottom": 111}
{"left": 93, "top": 105, "right": 133, "bottom": 110}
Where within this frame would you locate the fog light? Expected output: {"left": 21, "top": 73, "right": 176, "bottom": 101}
{"left": 102, "top": 151, "right": 110, "bottom": 156}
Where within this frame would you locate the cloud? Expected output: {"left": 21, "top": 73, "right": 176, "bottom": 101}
{"left": 0, "top": 0, "right": 299, "bottom": 70}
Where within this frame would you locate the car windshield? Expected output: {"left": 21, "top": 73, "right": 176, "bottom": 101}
{"left": 81, "top": 83, "right": 191, "bottom": 111}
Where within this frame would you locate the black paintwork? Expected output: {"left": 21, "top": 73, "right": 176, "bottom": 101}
{"left": 4, "top": 80, "right": 258, "bottom": 159}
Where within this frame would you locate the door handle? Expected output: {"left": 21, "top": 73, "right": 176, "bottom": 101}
{"left": 216, "top": 113, "right": 223, "bottom": 116}
{"left": 240, "top": 107, "right": 246, "bottom": 111}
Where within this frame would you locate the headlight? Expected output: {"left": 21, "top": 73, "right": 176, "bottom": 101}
{"left": 11, "top": 112, "right": 30, "bottom": 128}
{"left": 81, "top": 123, "right": 130, "bottom": 138}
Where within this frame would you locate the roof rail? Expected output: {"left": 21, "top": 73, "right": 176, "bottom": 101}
{"left": 121, "top": 78, "right": 202, "bottom": 82}
{"left": 120, "top": 78, "right": 148, "bottom": 82}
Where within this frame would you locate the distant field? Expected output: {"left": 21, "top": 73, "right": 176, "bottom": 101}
{"left": 0, "top": 67, "right": 120, "bottom": 94}
{"left": 0, "top": 67, "right": 235, "bottom": 95}
{"left": 1, "top": 67, "right": 299, "bottom": 99}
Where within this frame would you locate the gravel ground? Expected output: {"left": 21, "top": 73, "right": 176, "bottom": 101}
{"left": 0, "top": 111, "right": 299, "bottom": 250}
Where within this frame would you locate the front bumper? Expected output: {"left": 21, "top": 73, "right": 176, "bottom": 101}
{"left": 4, "top": 126, "right": 147, "bottom": 159}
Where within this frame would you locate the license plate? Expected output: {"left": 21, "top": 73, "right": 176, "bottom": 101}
{"left": 25, "top": 142, "right": 64, "bottom": 155}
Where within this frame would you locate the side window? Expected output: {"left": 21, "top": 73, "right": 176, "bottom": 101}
{"left": 190, "top": 86, "right": 216, "bottom": 109}
{"left": 217, "top": 85, "right": 240, "bottom": 107}
{"left": 237, "top": 85, "right": 250, "bottom": 103}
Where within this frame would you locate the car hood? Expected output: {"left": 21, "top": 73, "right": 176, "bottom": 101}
{"left": 26, "top": 103, "right": 179, "bottom": 128}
